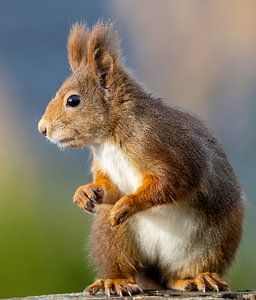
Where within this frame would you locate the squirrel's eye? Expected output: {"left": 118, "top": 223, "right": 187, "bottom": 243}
{"left": 66, "top": 95, "right": 81, "bottom": 107}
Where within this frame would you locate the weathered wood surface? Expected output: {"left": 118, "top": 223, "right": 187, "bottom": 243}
{"left": 5, "top": 290, "right": 256, "bottom": 300}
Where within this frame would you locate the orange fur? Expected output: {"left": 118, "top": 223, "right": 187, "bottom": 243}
{"left": 67, "top": 23, "right": 88, "bottom": 71}
{"left": 92, "top": 169, "right": 121, "bottom": 204}
{"left": 110, "top": 174, "right": 163, "bottom": 226}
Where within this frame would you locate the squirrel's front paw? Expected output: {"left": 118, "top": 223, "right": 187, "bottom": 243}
{"left": 110, "top": 196, "right": 135, "bottom": 226}
{"left": 73, "top": 184, "right": 104, "bottom": 214}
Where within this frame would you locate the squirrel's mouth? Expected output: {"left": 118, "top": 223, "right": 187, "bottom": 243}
{"left": 59, "top": 137, "right": 76, "bottom": 144}
{"left": 47, "top": 131, "right": 85, "bottom": 148}
{"left": 57, "top": 136, "right": 84, "bottom": 148}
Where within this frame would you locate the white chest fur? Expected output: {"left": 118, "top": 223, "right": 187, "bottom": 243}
{"left": 132, "top": 204, "right": 200, "bottom": 273}
{"left": 92, "top": 143, "right": 142, "bottom": 195}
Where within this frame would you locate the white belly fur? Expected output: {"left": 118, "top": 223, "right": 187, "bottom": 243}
{"left": 93, "top": 142, "right": 199, "bottom": 272}
{"left": 131, "top": 204, "right": 200, "bottom": 272}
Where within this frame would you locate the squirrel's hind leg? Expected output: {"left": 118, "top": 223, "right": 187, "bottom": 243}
{"left": 168, "top": 272, "right": 230, "bottom": 292}
{"left": 88, "top": 204, "right": 144, "bottom": 296}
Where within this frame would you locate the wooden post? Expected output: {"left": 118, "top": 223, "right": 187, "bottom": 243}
{"left": 4, "top": 290, "right": 256, "bottom": 300}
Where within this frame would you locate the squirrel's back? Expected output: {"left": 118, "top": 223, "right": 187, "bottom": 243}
{"left": 113, "top": 93, "right": 243, "bottom": 211}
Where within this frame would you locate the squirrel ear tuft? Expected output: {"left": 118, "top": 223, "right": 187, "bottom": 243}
{"left": 86, "top": 22, "right": 121, "bottom": 86}
{"left": 67, "top": 23, "right": 89, "bottom": 72}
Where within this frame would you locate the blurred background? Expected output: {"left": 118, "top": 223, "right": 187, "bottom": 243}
{"left": 0, "top": 0, "right": 255, "bottom": 298}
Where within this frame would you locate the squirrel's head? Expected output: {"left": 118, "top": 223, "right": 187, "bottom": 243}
{"left": 38, "top": 22, "right": 122, "bottom": 148}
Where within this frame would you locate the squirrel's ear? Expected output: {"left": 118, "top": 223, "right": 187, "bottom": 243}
{"left": 67, "top": 23, "right": 89, "bottom": 72}
{"left": 86, "top": 22, "right": 121, "bottom": 88}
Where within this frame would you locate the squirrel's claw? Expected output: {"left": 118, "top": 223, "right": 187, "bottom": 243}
{"left": 111, "top": 207, "right": 130, "bottom": 226}
{"left": 83, "top": 201, "right": 95, "bottom": 214}
{"left": 84, "top": 278, "right": 103, "bottom": 295}
{"left": 84, "top": 278, "right": 143, "bottom": 297}
{"left": 169, "top": 272, "right": 230, "bottom": 292}
{"left": 73, "top": 184, "right": 104, "bottom": 214}
{"left": 110, "top": 197, "right": 135, "bottom": 226}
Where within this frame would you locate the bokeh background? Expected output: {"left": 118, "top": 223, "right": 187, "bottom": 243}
{"left": 0, "top": 0, "right": 255, "bottom": 298}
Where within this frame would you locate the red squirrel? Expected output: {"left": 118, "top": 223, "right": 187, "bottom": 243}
{"left": 38, "top": 22, "right": 244, "bottom": 296}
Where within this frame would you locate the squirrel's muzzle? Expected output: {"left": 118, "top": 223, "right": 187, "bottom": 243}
{"left": 38, "top": 119, "right": 48, "bottom": 136}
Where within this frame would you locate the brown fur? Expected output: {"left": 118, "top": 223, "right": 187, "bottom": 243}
{"left": 38, "top": 22, "right": 244, "bottom": 295}
{"left": 67, "top": 23, "right": 89, "bottom": 72}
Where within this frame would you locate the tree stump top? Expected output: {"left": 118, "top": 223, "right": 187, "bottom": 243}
{"left": 4, "top": 290, "right": 256, "bottom": 300}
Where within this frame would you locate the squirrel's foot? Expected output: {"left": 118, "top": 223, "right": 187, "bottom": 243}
{"left": 169, "top": 272, "right": 230, "bottom": 292}
{"left": 84, "top": 278, "right": 143, "bottom": 297}
{"left": 73, "top": 184, "right": 104, "bottom": 214}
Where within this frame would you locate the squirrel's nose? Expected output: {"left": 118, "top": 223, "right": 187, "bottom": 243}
{"left": 38, "top": 119, "right": 48, "bottom": 136}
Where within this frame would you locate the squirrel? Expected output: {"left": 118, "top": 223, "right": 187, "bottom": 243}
{"left": 38, "top": 22, "right": 244, "bottom": 296}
